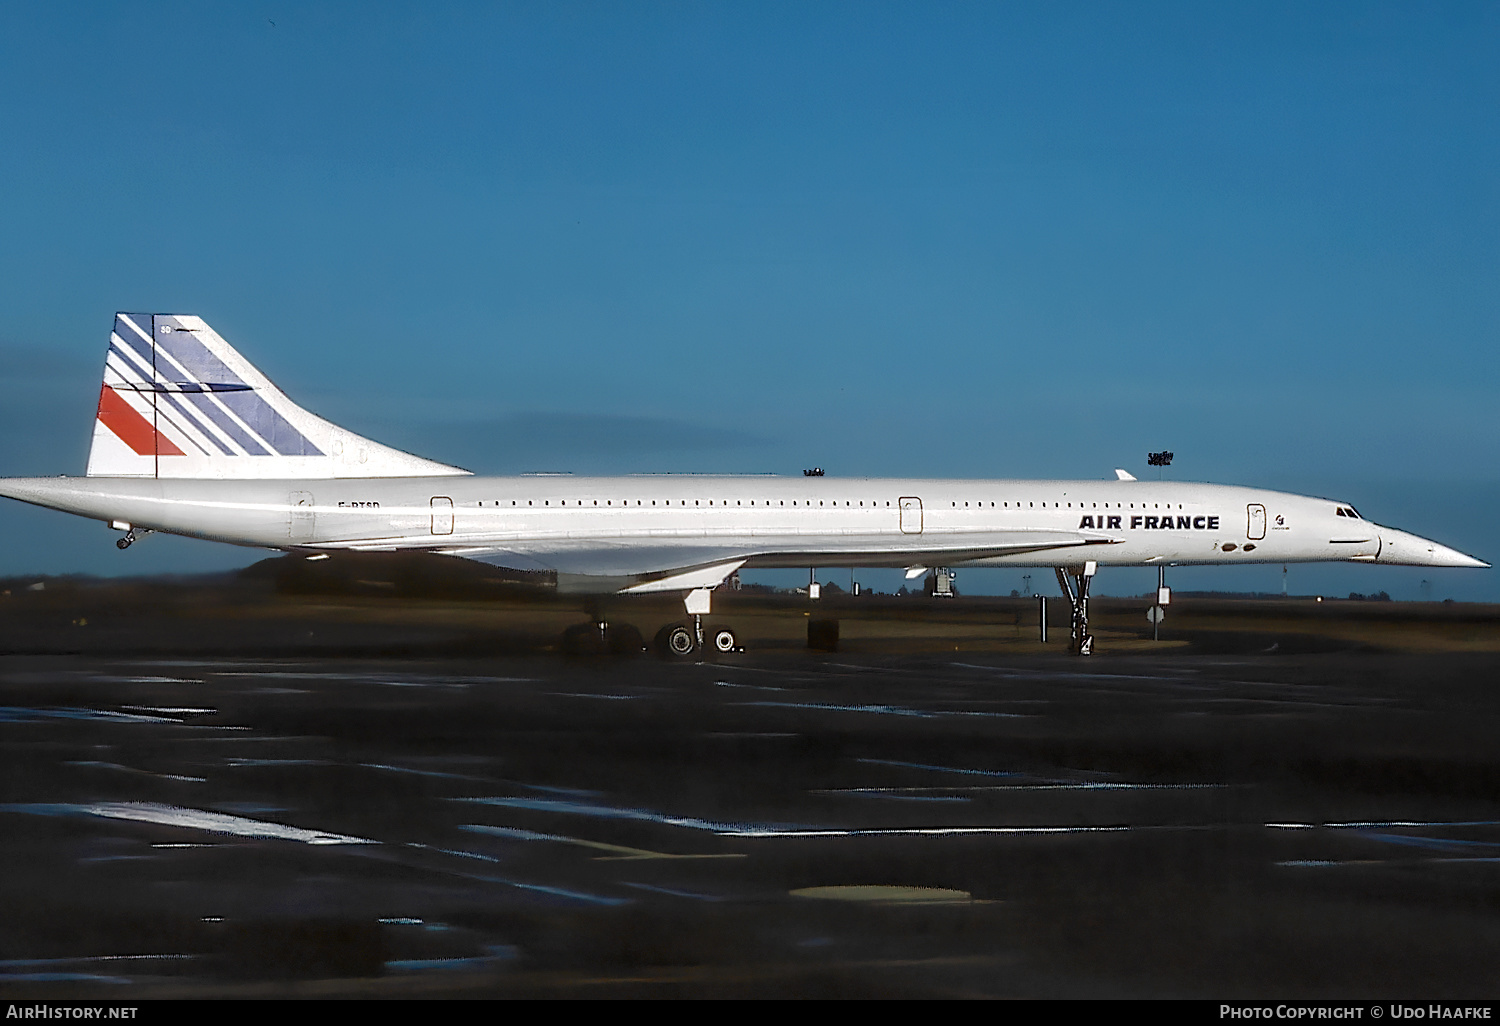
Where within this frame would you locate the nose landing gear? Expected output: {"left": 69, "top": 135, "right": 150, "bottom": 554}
{"left": 1055, "top": 561, "right": 1097, "bottom": 655}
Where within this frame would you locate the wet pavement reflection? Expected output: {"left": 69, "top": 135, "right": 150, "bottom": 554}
{"left": 3, "top": 650, "right": 1500, "bottom": 997}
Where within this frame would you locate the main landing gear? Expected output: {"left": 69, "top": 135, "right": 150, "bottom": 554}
{"left": 1055, "top": 561, "right": 1097, "bottom": 656}
{"left": 656, "top": 587, "right": 741, "bottom": 659}
{"left": 564, "top": 587, "right": 741, "bottom": 659}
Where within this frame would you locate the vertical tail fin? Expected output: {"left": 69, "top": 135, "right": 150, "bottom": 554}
{"left": 87, "top": 313, "right": 469, "bottom": 479}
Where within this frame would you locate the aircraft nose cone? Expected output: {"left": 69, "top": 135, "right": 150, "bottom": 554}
{"left": 1438, "top": 546, "right": 1491, "bottom": 569}
{"left": 1378, "top": 528, "right": 1489, "bottom": 568}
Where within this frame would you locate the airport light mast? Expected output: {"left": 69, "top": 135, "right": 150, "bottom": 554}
{"left": 1146, "top": 451, "right": 1174, "bottom": 640}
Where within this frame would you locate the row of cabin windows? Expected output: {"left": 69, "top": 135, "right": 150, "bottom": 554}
{"left": 465, "top": 499, "right": 1189, "bottom": 509}
{"left": 472, "top": 499, "right": 899, "bottom": 507}
{"left": 951, "top": 501, "right": 1186, "bottom": 509}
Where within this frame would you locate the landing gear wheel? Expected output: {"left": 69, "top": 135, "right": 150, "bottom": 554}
{"left": 561, "top": 622, "right": 606, "bottom": 657}
{"left": 115, "top": 537, "right": 132, "bottom": 550}
{"left": 1079, "top": 634, "right": 1094, "bottom": 656}
{"left": 710, "top": 627, "right": 738, "bottom": 654}
{"left": 604, "top": 622, "right": 645, "bottom": 656}
{"left": 562, "top": 622, "right": 645, "bottom": 658}
{"left": 656, "top": 623, "right": 698, "bottom": 658}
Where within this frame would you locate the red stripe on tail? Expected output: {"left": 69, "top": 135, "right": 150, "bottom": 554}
{"left": 96, "top": 385, "right": 185, "bottom": 457}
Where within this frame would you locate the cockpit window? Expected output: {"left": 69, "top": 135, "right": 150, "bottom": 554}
{"left": 1335, "top": 506, "right": 1362, "bottom": 519}
{"left": 1336, "top": 507, "right": 1347, "bottom": 516}
{"left": 1346, "top": 506, "right": 1361, "bottom": 519}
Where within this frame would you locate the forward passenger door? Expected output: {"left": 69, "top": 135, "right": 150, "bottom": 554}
{"left": 1247, "top": 504, "right": 1266, "bottom": 541}
{"left": 900, "top": 497, "right": 923, "bottom": 534}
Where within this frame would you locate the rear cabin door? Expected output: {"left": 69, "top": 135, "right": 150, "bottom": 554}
{"left": 1247, "top": 503, "right": 1266, "bottom": 540}
{"left": 899, "top": 496, "right": 923, "bottom": 534}
{"left": 431, "top": 496, "right": 454, "bottom": 536}
{"left": 289, "top": 491, "right": 315, "bottom": 543}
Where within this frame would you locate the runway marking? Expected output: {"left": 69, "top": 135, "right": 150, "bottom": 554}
{"left": 1431, "top": 857, "right": 1500, "bottom": 863}
{"left": 462, "top": 822, "right": 744, "bottom": 860}
{"left": 152, "top": 843, "right": 217, "bottom": 848}
{"left": 1355, "top": 832, "right": 1500, "bottom": 852}
{"left": 852, "top": 757, "right": 1219, "bottom": 790}
{"left": 723, "top": 825, "right": 1131, "bottom": 838}
{"left": 818, "top": 791, "right": 971, "bottom": 803}
{"left": 455, "top": 796, "right": 755, "bottom": 834}
{"left": 1267, "top": 820, "right": 1500, "bottom": 829}
{"left": 818, "top": 782, "right": 1220, "bottom": 796}
{"left": 856, "top": 757, "right": 1024, "bottom": 778}
{"left": 421, "top": 844, "right": 502, "bottom": 863}
{"left": 0, "top": 955, "right": 193, "bottom": 967}
{"left": 122, "top": 706, "right": 216, "bottom": 715}
{"left": 225, "top": 757, "right": 329, "bottom": 766}
{"left": 549, "top": 692, "right": 641, "bottom": 700}
{"left": 84, "top": 801, "right": 374, "bottom": 845}
{"left": 736, "top": 700, "right": 1027, "bottom": 719}
{"left": 457, "top": 797, "right": 1135, "bottom": 841}
{"left": 713, "top": 680, "right": 790, "bottom": 691}
{"left": 446, "top": 872, "right": 628, "bottom": 906}
{"left": 622, "top": 881, "right": 725, "bottom": 901}
{"left": 78, "top": 855, "right": 156, "bottom": 863}
{"left": 0, "top": 705, "right": 182, "bottom": 724}
{"left": 386, "top": 952, "right": 517, "bottom": 972}
{"left": 400, "top": 843, "right": 630, "bottom": 905}
{"left": 523, "top": 783, "right": 604, "bottom": 798}
{"left": 362, "top": 762, "right": 490, "bottom": 781}
{"left": 66, "top": 759, "right": 206, "bottom": 783}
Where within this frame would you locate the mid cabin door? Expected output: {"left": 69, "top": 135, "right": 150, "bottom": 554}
{"left": 289, "top": 491, "right": 315, "bottom": 543}
{"left": 431, "top": 496, "right": 454, "bottom": 535}
{"left": 899, "top": 496, "right": 923, "bottom": 534}
{"left": 1247, "top": 503, "right": 1266, "bottom": 541}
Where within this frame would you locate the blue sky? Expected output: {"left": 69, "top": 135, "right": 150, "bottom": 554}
{"left": 0, "top": 2, "right": 1495, "bottom": 599}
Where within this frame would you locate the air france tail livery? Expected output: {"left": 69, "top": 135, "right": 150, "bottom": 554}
{"left": 0, "top": 313, "right": 1486, "bottom": 655}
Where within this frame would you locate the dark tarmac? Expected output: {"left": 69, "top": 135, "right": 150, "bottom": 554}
{"left": 3, "top": 567, "right": 1500, "bottom": 998}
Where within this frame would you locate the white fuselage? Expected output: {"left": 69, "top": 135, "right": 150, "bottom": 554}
{"left": 0, "top": 474, "right": 1480, "bottom": 577}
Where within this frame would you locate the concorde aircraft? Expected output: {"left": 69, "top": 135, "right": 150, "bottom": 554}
{"left": 0, "top": 314, "right": 1486, "bottom": 655}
